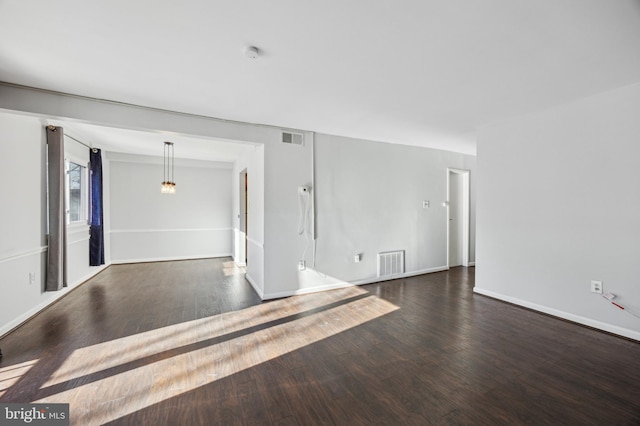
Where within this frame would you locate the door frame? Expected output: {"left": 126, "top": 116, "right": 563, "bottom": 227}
{"left": 446, "top": 168, "right": 470, "bottom": 267}
{"left": 238, "top": 169, "right": 248, "bottom": 266}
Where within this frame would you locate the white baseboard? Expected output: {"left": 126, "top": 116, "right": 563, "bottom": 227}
{"left": 0, "top": 264, "right": 109, "bottom": 338}
{"left": 262, "top": 266, "right": 449, "bottom": 300}
{"left": 245, "top": 273, "right": 264, "bottom": 299}
{"left": 263, "top": 281, "right": 357, "bottom": 300}
{"left": 110, "top": 253, "right": 232, "bottom": 264}
{"left": 473, "top": 287, "right": 640, "bottom": 342}
{"left": 353, "top": 265, "right": 449, "bottom": 286}
{"left": 468, "top": 261, "right": 476, "bottom": 266}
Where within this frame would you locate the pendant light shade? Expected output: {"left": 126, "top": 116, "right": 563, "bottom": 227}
{"left": 161, "top": 141, "right": 176, "bottom": 194}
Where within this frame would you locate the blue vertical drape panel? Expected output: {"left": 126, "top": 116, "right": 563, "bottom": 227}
{"left": 89, "top": 148, "right": 105, "bottom": 266}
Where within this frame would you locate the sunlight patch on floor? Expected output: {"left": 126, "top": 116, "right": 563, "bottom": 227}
{"left": 0, "top": 359, "right": 39, "bottom": 398}
{"left": 33, "top": 287, "right": 398, "bottom": 425}
{"left": 41, "top": 287, "right": 365, "bottom": 388}
{"left": 222, "top": 261, "right": 246, "bottom": 276}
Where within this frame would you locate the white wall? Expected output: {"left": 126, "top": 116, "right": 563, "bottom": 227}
{"left": 0, "top": 112, "right": 107, "bottom": 336}
{"left": 308, "top": 134, "right": 475, "bottom": 289}
{"left": 0, "top": 85, "right": 477, "bottom": 304}
{"left": 109, "top": 153, "right": 233, "bottom": 263}
{"left": 476, "top": 82, "right": 640, "bottom": 341}
{"left": 232, "top": 145, "right": 265, "bottom": 295}
{"left": 259, "top": 130, "right": 476, "bottom": 299}
{"left": 262, "top": 131, "right": 315, "bottom": 298}
{"left": 103, "top": 157, "right": 112, "bottom": 265}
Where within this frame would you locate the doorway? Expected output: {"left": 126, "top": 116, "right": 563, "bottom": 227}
{"left": 447, "top": 168, "right": 470, "bottom": 267}
{"left": 239, "top": 170, "right": 248, "bottom": 266}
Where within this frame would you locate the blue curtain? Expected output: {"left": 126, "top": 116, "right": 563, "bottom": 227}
{"left": 89, "top": 148, "right": 105, "bottom": 266}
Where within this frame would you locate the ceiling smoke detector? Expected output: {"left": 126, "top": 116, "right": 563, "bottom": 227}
{"left": 244, "top": 46, "right": 260, "bottom": 59}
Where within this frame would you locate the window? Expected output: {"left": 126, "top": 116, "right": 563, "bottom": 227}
{"left": 66, "top": 161, "right": 88, "bottom": 224}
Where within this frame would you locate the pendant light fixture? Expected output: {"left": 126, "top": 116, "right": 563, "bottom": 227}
{"left": 161, "top": 141, "right": 176, "bottom": 194}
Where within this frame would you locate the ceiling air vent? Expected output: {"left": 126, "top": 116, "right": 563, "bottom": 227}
{"left": 281, "top": 131, "right": 304, "bottom": 146}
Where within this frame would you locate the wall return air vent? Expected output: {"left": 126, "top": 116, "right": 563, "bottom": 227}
{"left": 377, "top": 250, "right": 405, "bottom": 278}
{"left": 281, "top": 131, "right": 304, "bottom": 146}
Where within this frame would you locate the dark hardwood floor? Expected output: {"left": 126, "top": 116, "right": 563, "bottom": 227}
{"left": 1, "top": 259, "right": 639, "bottom": 425}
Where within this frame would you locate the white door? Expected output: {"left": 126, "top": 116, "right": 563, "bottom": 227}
{"left": 449, "top": 171, "right": 463, "bottom": 267}
{"left": 238, "top": 170, "right": 248, "bottom": 266}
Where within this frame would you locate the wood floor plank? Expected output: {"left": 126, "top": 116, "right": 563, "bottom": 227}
{"left": 1, "top": 259, "right": 639, "bottom": 425}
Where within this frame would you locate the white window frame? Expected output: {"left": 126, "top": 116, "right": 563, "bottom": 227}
{"left": 65, "top": 158, "right": 89, "bottom": 226}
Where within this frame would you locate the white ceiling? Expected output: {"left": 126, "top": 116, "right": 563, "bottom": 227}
{"left": 1, "top": 0, "right": 640, "bottom": 156}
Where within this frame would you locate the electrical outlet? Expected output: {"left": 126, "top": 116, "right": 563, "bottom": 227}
{"left": 354, "top": 253, "right": 361, "bottom": 263}
{"left": 591, "top": 280, "right": 603, "bottom": 294}
{"left": 298, "top": 260, "right": 306, "bottom": 271}
{"left": 29, "top": 272, "right": 35, "bottom": 285}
